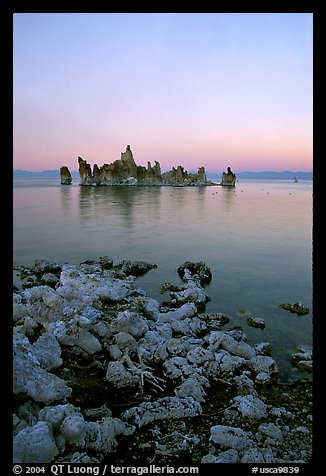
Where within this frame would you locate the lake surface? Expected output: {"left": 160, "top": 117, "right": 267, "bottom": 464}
{"left": 13, "top": 177, "right": 313, "bottom": 383}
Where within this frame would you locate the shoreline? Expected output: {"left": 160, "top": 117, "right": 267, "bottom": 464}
{"left": 13, "top": 258, "right": 312, "bottom": 464}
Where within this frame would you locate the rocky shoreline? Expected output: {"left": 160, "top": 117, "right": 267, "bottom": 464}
{"left": 13, "top": 258, "right": 312, "bottom": 464}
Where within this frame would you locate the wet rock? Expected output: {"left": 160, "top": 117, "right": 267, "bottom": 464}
{"left": 279, "top": 302, "right": 309, "bottom": 315}
{"left": 254, "top": 341, "right": 272, "bottom": 356}
{"left": 116, "top": 260, "right": 157, "bottom": 276}
{"left": 13, "top": 421, "right": 59, "bottom": 463}
{"left": 177, "top": 261, "right": 212, "bottom": 285}
{"left": 246, "top": 316, "right": 265, "bottom": 329}
{"left": 34, "top": 259, "right": 63, "bottom": 274}
{"left": 208, "top": 331, "right": 256, "bottom": 360}
{"left": 170, "top": 280, "right": 209, "bottom": 309}
{"left": 291, "top": 346, "right": 312, "bottom": 372}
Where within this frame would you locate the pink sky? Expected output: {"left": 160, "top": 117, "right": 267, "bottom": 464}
{"left": 13, "top": 13, "right": 313, "bottom": 173}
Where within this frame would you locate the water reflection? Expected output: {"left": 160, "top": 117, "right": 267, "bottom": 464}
{"left": 60, "top": 184, "right": 73, "bottom": 210}
{"left": 220, "top": 186, "right": 236, "bottom": 212}
{"left": 78, "top": 185, "right": 162, "bottom": 229}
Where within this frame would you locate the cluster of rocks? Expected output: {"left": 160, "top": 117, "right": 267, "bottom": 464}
{"left": 13, "top": 258, "right": 312, "bottom": 464}
{"left": 73, "top": 145, "right": 209, "bottom": 187}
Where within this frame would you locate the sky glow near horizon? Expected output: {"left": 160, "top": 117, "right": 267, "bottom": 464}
{"left": 13, "top": 13, "right": 313, "bottom": 173}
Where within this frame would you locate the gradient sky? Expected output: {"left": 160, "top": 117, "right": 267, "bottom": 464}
{"left": 13, "top": 13, "right": 313, "bottom": 173}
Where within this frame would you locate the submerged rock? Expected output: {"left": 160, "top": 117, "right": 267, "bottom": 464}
{"left": 246, "top": 316, "right": 265, "bottom": 329}
{"left": 279, "top": 302, "right": 309, "bottom": 315}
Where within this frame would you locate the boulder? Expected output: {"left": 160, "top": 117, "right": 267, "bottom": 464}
{"left": 13, "top": 421, "right": 59, "bottom": 463}
{"left": 210, "top": 424, "right": 254, "bottom": 449}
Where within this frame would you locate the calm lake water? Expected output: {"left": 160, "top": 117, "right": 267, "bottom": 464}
{"left": 13, "top": 177, "right": 313, "bottom": 383}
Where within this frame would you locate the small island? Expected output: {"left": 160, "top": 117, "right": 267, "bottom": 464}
{"left": 77, "top": 145, "right": 208, "bottom": 187}
{"left": 60, "top": 145, "right": 237, "bottom": 187}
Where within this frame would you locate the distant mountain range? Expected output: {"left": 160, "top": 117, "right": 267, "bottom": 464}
{"left": 13, "top": 169, "right": 312, "bottom": 180}
{"left": 13, "top": 169, "right": 80, "bottom": 178}
{"left": 207, "top": 170, "right": 313, "bottom": 180}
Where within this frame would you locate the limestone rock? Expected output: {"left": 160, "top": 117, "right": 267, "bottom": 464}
{"left": 60, "top": 166, "right": 72, "bottom": 185}
{"left": 246, "top": 316, "right": 265, "bottom": 329}
{"left": 279, "top": 301, "right": 309, "bottom": 315}
{"left": 76, "top": 145, "right": 208, "bottom": 186}
{"left": 232, "top": 394, "right": 268, "bottom": 420}
{"left": 13, "top": 421, "right": 59, "bottom": 463}
{"left": 13, "top": 334, "right": 72, "bottom": 404}
{"left": 122, "top": 396, "right": 202, "bottom": 427}
{"left": 220, "top": 166, "right": 236, "bottom": 186}
{"left": 210, "top": 424, "right": 254, "bottom": 449}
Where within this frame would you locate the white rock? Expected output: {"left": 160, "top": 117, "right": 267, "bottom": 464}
{"left": 249, "top": 355, "right": 278, "bottom": 377}
{"left": 105, "top": 361, "right": 140, "bottom": 388}
{"left": 210, "top": 425, "right": 254, "bottom": 449}
{"left": 13, "top": 335, "right": 72, "bottom": 404}
{"left": 32, "top": 332, "right": 63, "bottom": 370}
{"left": 60, "top": 413, "right": 86, "bottom": 446}
{"left": 122, "top": 396, "right": 202, "bottom": 427}
{"left": 111, "top": 311, "right": 149, "bottom": 339}
{"left": 232, "top": 395, "right": 268, "bottom": 420}
{"left": 13, "top": 421, "right": 59, "bottom": 463}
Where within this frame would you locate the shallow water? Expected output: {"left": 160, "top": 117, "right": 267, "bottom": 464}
{"left": 13, "top": 177, "right": 313, "bottom": 382}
